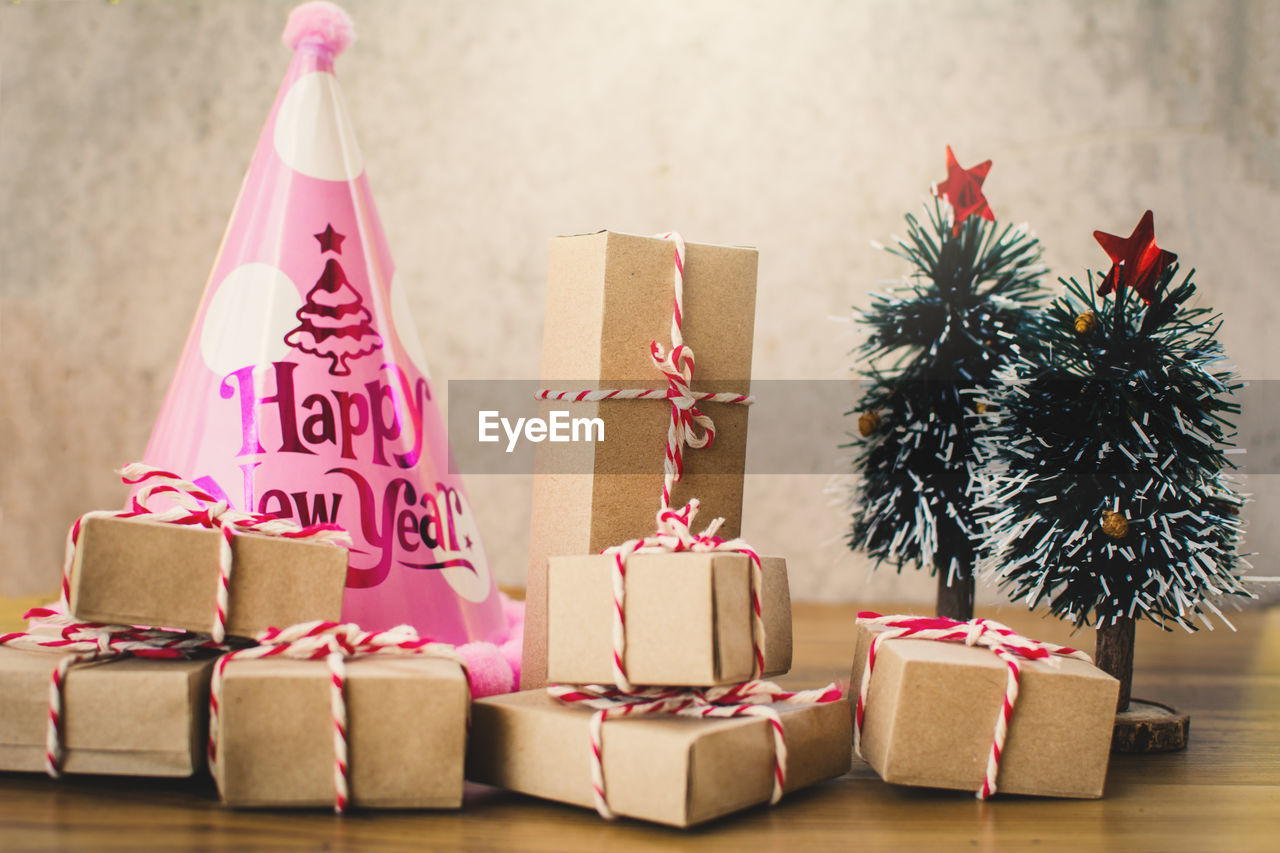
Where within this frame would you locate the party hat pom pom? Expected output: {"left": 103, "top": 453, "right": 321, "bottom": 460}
{"left": 283, "top": 1, "right": 355, "bottom": 55}
{"left": 502, "top": 594, "right": 526, "bottom": 630}
{"left": 458, "top": 642, "right": 516, "bottom": 698}
{"left": 500, "top": 636, "right": 523, "bottom": 688}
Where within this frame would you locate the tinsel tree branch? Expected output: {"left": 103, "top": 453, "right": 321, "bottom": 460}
{"left": 848, "top": 193, "right": 1046, "bottom": 588}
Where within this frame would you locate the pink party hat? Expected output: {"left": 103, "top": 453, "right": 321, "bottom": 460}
{"left": 141, "top": 2, "right": 505, "bottom": 644}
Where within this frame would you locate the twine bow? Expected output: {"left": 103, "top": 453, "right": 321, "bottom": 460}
{"left": 602, "top": 499, "right": 766, "bottom": 692}
{"left": 548, "top": 679, "right": 842, "bottom": 820}
{"left": 0, "top": 607, "right": 223, "bottom": 778}
{"left": 537, "top": 232, "right": 754, "bottom": 513}
{"left": 207, "top": 620, "right": 465, "bottom": 814}
{"left": 62, "top": 463, "right": 352, "bottom": 643}
{"left": 853, "top": 612, "right": 1092, "bottom": 799}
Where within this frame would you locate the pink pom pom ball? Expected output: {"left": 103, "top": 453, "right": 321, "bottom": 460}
{"left": 458, "top": 642, "right": 515, "bottom": 698}
{"left": 500, "top": 637, "right": 523, "bottom": 688}
{"left": 283, "top": 1, "right": 355, "bottom": 55}
{"left": 455, "top": 597, "right": 525, "bottom": 696}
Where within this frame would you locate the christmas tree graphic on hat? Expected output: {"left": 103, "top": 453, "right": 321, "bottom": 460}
{"left": 285, "top": 223, "right": 383, "bottom": 375}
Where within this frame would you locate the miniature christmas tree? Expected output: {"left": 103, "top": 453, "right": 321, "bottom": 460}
{"left": 285, "top": 224, "right": 383, "bottom": 376}
{"left": 848, "top": 146, "right": 1047, "bottom": 620}
{"left": 979, "top": 210, "right": 1250, "bottom": 750}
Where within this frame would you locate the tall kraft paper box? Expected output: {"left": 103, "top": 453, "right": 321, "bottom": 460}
{"left": 524, "top": 231, "right": 758, "bottom": 689}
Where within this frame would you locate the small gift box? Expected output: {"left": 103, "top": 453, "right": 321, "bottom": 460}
{"left": 65, "top": 466, "right": 350, "bottom": 640}
{"left": 547, "top": 551, "right": 791, "bottom": 687}
{"left": 525, "top": 231, "right": 759, "bottom": 687}
{"left": 0, "top": 615, "right": 220, "bottom": 777}
{"left": 210, "top": 623, "right": 469, "bottom": 811}
{"left": 467, "top": 685, "right": 851, "bottom": 828}
{"left": 69, "top": 516, "right": 348, "bottom": 640}
{"left": 851, "top": 614, "right": 1120, "bottom": 799}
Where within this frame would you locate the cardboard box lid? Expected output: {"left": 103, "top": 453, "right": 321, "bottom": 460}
{"left": 0, "top": 648, "right": 215, "bottom": 754}
{"left": 70, "top": 515, "right": 347, "bottom": 638}
{"left": 467, "top": 688, "right": 850, "bottom": 827}
{"left": 547, "top": 552, "right": 792, "bottom": 686}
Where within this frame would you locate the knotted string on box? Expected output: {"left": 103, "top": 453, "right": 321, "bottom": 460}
{"left": 537, "top": 232, "right": 754, "bottom": 513}
{"left": 206, "top": 620, "right": 466, "bottom": 814}
{"left": 62, "top": 463, "right": 352, "bottom": 643}
{"left": 0, "top": 607, "right": 226, "bottom": 778}
{"left": 853, "top": 612, "right": 1092, "bottom": 799}
{"left": 600, "top": 499, "right": 765, "bottom": 692}
{"left": 548, "top": 679, "right": 842, "bottom": 820}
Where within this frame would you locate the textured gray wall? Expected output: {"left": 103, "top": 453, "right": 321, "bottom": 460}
{"left": 3, "top": 0, "right": 1277, "bottom": 609}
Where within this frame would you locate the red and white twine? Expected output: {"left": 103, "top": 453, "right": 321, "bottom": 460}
{"left": 206, "top": 620, "right": 465, "bottom": 814}
{"left": 0, "top": 607, "right": 221, "bottom": 778}
{"left": 537, "top": 232, "right": 754, "bottom": 512}
{"left": 62, "top": 463, "right": 351, "bottom": 643}
{"left": 853, "top": 612, "right": 1092, "bottom": 799}
{"left": 548, "top": 680, "right": 842, "bottom": 820}
{"left": 601, "top": 499, "right": 766, "bottom": 692}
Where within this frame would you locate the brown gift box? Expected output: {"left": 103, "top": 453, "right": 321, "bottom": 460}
{"left": 0, "top": 647, "right": 217, "bottom": 776}
{"left": 546, "top": 552, "right": 792, "bottom": 686}
{"left": 213, "top": 655, "right": 468, "bottom": 809}
{"left": 467, "top": 688, "right": 851, "bottom": 827}
{"left": 525, "top": 231, "right": 759, "bottom": 688}
{"left": 68, "top": 515, "right": 348, "bottom": 638}
{"left": 850, "top": 621, "right": 1120, "bottom": 798}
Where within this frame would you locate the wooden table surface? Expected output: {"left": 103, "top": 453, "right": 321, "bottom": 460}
{"left": 2, "top": 602, "right": 1277, "bottom": 852}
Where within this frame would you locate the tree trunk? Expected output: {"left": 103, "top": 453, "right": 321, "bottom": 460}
{"left": 935, "top": 572, "right": 974, "bottom": 622}
{"left": 1095, "top": 616, "right": 1134, "bottom": 712}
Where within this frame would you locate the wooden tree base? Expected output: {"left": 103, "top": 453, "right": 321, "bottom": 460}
{"left": 1111, "top": 699, "right": 1189, "bottom": 753}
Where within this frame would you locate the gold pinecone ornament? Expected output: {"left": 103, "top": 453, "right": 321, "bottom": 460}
{"left": 858, "top": 410, "right": 882, "bottom": 437}
{"left": 1101, "top": 509, "right": 1129, "bottom": 539}
{"left": 1074, "top": 311, "right": 1098, "bottom": 335}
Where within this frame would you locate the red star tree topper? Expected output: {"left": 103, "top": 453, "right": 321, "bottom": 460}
{"left": 1093, "top": 210, "right": 1177, "bottom": 304}
{"left": 934, "top": 145, "right": 994, "bottom": 234}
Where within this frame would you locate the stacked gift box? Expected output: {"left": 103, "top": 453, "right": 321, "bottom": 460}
{"left": 466, "top": 544, "right": 853, "bottom": 826}
{"left": 465, "top": 231, "right": 853, "bottom": 827}
{"left": 0, "top": 612, "right": 222, "bottom": 778}
{"left": 0, "top": 478, "right": 473, "bottom": 812}
{"left": 208, "top": 622, "right": 469, "bottom": 810}
{"left": 0, "top": 478, "right": 352, "bottom": 782}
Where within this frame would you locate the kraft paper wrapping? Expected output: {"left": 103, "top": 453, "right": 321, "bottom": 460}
{"left": 69, "top": 515, "right": 348, "bottom": 638}
{"left": 467, "top": 688, "right": 851, "bottom": 827}
{"left": 213, "top": 655, "right": 468, "bottom": 809}
{"left": 547, "top": 552, "right": 792, "bottom": 687}
{"left": 525, "top": 231, "right": 759, "bottom": 689}
{"left": 0, "top": 649, "right": 217, "bottom": 776}
{"left": 851, "top": 621, "right": 1119, "bottom": 798}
